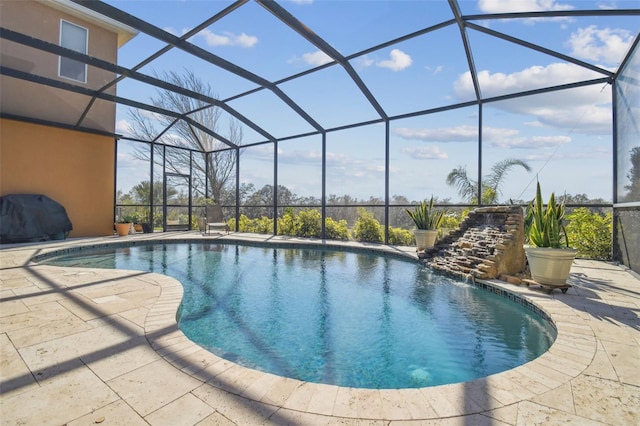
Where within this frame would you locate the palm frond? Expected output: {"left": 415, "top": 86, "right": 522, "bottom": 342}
{"left": 446, "top": 166, "right": 478, "bottom": 202}
{"left": 486, "top": 159, "right": 532, "bottom": 198}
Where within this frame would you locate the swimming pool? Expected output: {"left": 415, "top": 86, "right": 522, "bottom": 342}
{"left": 41, "top": 242, "right": 556, "bottom": 389}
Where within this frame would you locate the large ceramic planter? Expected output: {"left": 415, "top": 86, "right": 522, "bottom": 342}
{"left": 414, "top": 229, "right": 438, "bottom": 251}
{"left": 525, "top": 246, "right": 578, "bottom": 286}
{"left": 115, "top": 222, "right": 132, "bottom": 237}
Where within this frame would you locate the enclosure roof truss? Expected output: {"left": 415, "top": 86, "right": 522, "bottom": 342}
{"left": 0, "top": 0, "right": 638, "bottom": 153}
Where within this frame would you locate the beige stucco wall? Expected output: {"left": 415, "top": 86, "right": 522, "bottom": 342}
{"left": 0, "top": 119, "right": 116, "bottom": 237}
{"left": 0, "top": 0, "right": 119, "bottom": 132}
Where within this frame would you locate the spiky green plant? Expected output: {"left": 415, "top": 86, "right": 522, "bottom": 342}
{"left": 524, "top": 182, "right": 570, "bottom": 248}
{"left": 406, "top": 197, "right": 444, "bottom": 230}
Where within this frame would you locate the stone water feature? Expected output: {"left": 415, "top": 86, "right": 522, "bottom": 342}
{"left": 419, "top": 206, "right": 526, "bottom": 281}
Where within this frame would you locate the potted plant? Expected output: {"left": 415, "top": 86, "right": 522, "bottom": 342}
{"left": 138, "top": 208, "right": 153, "bottom": 233}
{"left": 406, "top": 196, "right": 444, "bottom": 251}
{"left": 128, "top": 213, "right": 143, "bottom": 233}
{"left": 114, "top": 218, "right": 132, "bottom": 236}
{"left": 524, "top": 182, "right": 578, "bottom": 287}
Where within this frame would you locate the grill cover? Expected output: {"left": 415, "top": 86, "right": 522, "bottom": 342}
{"left": 0, "top": 194, "right": 73, "bottom": 243}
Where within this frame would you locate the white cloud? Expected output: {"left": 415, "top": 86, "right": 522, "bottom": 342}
{"left": 234, "top": 33, "right": 259, "bottom": 48}
{"left": 326, "top": 151, "right": 367, "bottom": 168}
{"left": 301, "top": 50, "right": 333, "bottom": 66}
{"left": 116, "top": 119, "right": 132, "bottom": 136}
{"left": 559, "top": 105, "right": 610, "bottom": 132}
{"left": 117, "top": 113, "right": 169, "bottom": 138}
{"left": 524, "top": 146, "right": 609, "bottom": 161}
{"left": 454, "top": 62, "right": 603, "bottom": 99}
{"left": 322, "top": 151, "right": 388, "bottom": 183}
{"left": 197, "top": 29, "right": 258, "bottom": 48}
{"left": 492, "top": 135, "right": 571, "bottom": 149}
{"left": 453, "top": 62, "right": 612, "bottom": 133}
{"left": 525, "top": 120, "right": 544, "bottom": 127}
{"left": 394, "top": 124, "right": 572, "bottom": 150}
{"left": 116, "top": 150, "right": 150, "bottom": 192}
{"left": 276, "top": 148, "right": 322, "bottom": 164}
{"left": 402, "top": 146, "right": 449, "bottom": 160}
{"left": 478, "top": 0, "right": 574, "bottom": 13}
{"left": 276, "top": 149, "right": 386, "bottom": 183}
{"left": 163, "top": 27, "right": 181, "bottom": 36}
{"left": 377, "top": 49, "right": 412, "bottom": 71}
{"left": 255, "top": 148, "right": 384, "bottom": 182}
{"left": 141, "top": 110, "right": 171, "bottom": 125}
{"left": 477, "top": 0, "right": 575, "bottom": 24}
{"left": 596, "top": 1, "right": 617, "bottom": 10}
{"left": 244, "top": 145, "right": 274, "bottom": 162}
{"left": 289, "top": 0, "right": 313, "bottom": 4}
{"left": 483, "top": 127, "right": 523, "bottom": 141}
{"left": 395, "top": 125, "right": 475, "bottom": 141}
{"left": 354, "top": 55, "right": 375, "bottom": 69}
{"left": 394, "top": 125, "right": 518, "bottom": 142}
{"left": 567, "top": 25, "right": 634, "bottom": 65}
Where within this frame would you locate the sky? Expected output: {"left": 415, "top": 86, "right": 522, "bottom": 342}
{"left": 107, "top": 0, "right": 639, "bottom": 203}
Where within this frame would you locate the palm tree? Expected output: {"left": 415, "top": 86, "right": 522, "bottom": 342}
{"left": 446, "top": 158, "right": 531, "bottom": 204}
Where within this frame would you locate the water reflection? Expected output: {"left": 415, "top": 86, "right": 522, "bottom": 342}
{"left": 41, "top": 243, "right": 555, "bottom": 389}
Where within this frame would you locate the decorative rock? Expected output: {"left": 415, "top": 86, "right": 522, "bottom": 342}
{"left": 499, "top": 274, "right": 522, "bottom": 285}
{"left": 424, "top": 206, "right": 526, "bottom": 280}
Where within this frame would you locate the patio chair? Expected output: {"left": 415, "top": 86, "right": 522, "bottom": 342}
{"left": 205, "top": 204, "right": 229, "bottom": 234}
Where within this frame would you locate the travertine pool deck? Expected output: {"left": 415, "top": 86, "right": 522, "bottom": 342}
{"left": 1, "top": 232, "right": 638, "bottom": 425}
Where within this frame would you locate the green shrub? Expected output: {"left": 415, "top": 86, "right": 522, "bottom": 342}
{"left": 237, "top": 214, "right": 252, "bottom": 232}
{"left": 233, "top": 214, "right": 272, "bottom": 233}
{"left": 276, "top": 209, "right": 348, "bottom": 240}
{"left": 325, "top": 217, "right": 350, "bottom": 240}
{"left": 254, "top": 216, "right": 273, "bottom": 234}
{"left": 353, "top": 209, "right": 383, "bottom": 243}
{"left": 296, "top": 209, "right": 322, "bottom": 238}
{"left": 438, "top": 212, "right": 464, "bottom": 239}
{"left": 565, "top": 208, "right": 612, "bottom": 260}
{"left": 277, "top": 207, "right": 298, "bottom": 236}
{"left": 388, "top": 226, "right": 414, "bottom": 246}
{"left": 441, "top": 212, "right": 464, "bottom": 230}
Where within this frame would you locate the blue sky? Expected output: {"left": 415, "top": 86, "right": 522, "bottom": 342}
{"left": 109, "top": 0, "right": 639, "bottom": 203}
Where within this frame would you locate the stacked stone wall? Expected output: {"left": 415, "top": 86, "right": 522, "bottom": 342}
{"left": 419, "top": 206, "right": 526, "bottom": 280}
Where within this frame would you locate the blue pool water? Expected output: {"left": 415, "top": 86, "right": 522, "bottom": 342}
{"left": 41, "top": 242, "right": 556, "bottom": 389}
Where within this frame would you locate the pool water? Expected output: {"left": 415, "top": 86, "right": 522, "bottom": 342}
{"left": 42, "top": 243, "right": 556, "bottom": 389}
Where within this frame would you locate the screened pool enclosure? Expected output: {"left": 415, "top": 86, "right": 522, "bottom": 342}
{"left": 2, "top": 1, "right": 639, "bottom": 271}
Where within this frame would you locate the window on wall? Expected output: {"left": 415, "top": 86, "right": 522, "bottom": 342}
{"left": 59, "top": 20, "right": 87, "bottom": 83}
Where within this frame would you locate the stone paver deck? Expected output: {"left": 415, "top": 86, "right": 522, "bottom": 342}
{"left": 1, "top": 232, "right": 638, "bottom": 425}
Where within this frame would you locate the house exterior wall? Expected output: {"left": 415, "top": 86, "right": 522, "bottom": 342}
{"left": 0, "top": 119, "right": 116, "bottom": 237}
{"left": 0, "top": 0, "right": 120, "bottom": 132}
{"left": 0, "top": 1, "right": 137, "bottom": 238}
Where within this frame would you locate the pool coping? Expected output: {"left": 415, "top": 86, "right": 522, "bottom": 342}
{"left": 28, "top": 233, "right": 596, "bottom": 421}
